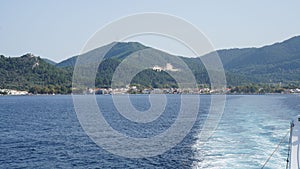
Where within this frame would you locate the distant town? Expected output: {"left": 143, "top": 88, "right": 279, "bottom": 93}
{"left": 2, "top": 85, "right": 300, "bottom": 96}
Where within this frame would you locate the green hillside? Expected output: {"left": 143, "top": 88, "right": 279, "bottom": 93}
{"left": 57, "top": 36, "right": 300, "bottom": 86}
{"left": 56, "top": 42, "right": 147, "bottom": 67}
{"left": 1, "top": 36, "right": 300, "bottom": 93}
{"left": 0, "top": 54, "right": 71, "bottom": 93}
{"left": 214, "top": 36, "right": 300, "bottom": 84}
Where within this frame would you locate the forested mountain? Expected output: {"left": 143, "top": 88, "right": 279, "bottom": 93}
{"left": 213, "top": 35, "right": 300, "bottom": 84}
{"left": 0, "top": 54, "right": 71, "bottom": 93}
{"left": 1, "top": 36, "right": 300, "bottom": 93}
{"left": 57, "top": 36, "right": 300, "bottom": 86}
{"left": 56, "top": 42, "right": 147, "bottom": 67}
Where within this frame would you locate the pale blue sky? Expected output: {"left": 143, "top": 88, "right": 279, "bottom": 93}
{"left": 1, "top": 0, "right": 300, "bottom": 62}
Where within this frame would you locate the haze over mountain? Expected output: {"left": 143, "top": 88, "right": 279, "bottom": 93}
{"left": 1, "top": 35, "right": 300, "bottom": 92}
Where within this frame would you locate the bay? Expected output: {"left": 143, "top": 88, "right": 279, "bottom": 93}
{"left": 0, "top": 95, "right": 299, "bottom": 168}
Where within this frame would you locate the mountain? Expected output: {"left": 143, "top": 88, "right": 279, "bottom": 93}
{"left": 57, "top": 36, "right": 300, "bottom": 86}
{"left": 42, "top": 58, "right": 57, "bottom": 65}
{"left": 56, "top": 42, "right": 147, "bottom": 67}
{"left": 219, "top": 36, "right": 300, "bottom": 68}
{"left": 0, "top": 54, "right": 71, "bottom": 93}
{"left": 214, "top": 35, "right": 300, "bottom": 84}
{"left": 1, "top": 35, "right": 300, "bottom": 93}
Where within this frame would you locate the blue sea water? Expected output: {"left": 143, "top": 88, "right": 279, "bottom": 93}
{"left": 0, "top": 95, "right": 299, "bottom": 168}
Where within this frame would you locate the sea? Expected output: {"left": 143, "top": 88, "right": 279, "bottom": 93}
{"left": 0, "top": 94, "right": 299, "bottom": 169}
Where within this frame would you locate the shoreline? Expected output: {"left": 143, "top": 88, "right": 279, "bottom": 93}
{"left": 1, "top": 93, "right": 299, "bottom": 96}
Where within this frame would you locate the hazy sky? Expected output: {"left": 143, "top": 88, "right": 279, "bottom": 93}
{"left": 1, "top": 0, "right": 300, "bottom": 62}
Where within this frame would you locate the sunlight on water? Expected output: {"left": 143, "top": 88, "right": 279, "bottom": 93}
{"left": 192, "top": 95, "right": 298, "bottom": 169}
{"left": 1, "top": 95, "right": 300, "bottom": 168}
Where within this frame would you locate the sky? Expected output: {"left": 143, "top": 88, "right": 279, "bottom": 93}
{"left": 0, "top": 0, "right": 300, "bottom": 62}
